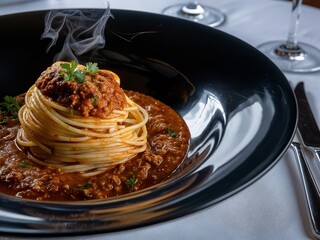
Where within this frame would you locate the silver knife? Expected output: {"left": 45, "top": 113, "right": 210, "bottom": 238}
{"left": 293, "top": 82, "right": 320, "bottom": 238}
{"left": 295, "top": 82, "right": 320, "bottom": 185}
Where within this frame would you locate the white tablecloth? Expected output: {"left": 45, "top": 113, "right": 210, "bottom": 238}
{"left": 1, "top": 0, "right": 320, "bottom": 239}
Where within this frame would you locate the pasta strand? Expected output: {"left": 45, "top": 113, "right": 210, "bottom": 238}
{"left": 16, "top": 84, "right": 148, "bottom": 176}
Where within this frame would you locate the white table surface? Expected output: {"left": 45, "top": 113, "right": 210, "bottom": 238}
{"left": 1, "top": 0, "right": 320, "bottom": 239}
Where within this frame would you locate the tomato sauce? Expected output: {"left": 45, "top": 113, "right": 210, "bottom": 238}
{"left": 0, "top": 91, "right": 190, "bottom": 201}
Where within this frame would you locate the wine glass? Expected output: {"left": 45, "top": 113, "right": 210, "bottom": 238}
{"left": 162, "top": 1, "right": 225, "bottom": 27}
{"left": 257, "top": 0, "right": 320, "bottom": 73}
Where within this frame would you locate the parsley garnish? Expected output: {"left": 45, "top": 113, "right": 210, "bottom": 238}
{"left": 59, "top": 61, "right": 99, "bottom": 83}
{"left": 91, "top": 96, "right": 98, "bottom": 106}
{"left": 126, "top": 175, "right": 136, "bottom": 188}
{"left": 85, "top": 62, "right": 99, "bottom": 76}
{"left": 0, "top": 95, "right": 21, "bottom": 119}
{"left": 167, "top": 128, "right": 178, "bottom": 138}
{"left": 0, "top": 119, "right": 7, "bottom": 125}
{"left": 60, "top": 61, "right": 84, "bottom": 83}
{"left": 20, "top": 161, "right": 29, "bottom": 168}
{"left": 75, "top": 182, "right": 93, "bottom": 190}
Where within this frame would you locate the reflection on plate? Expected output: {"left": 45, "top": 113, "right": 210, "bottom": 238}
{"left": 0, "top": 9, "right": 296, "bottom": 235}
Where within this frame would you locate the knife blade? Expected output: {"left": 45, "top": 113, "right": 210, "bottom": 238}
{"left": 295, "top": 82, "right": 320, "bottom": 149}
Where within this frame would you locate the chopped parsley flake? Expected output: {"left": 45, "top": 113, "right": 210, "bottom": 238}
{"left": 0, "top": 118, "right": 7, "bottom": 125}
{"left": 167, "top": 128, "right": 178, "bottom": 138}
{"left": 20, "top": 161, "right": 29, "bottom": 168}
{"left": 76, "top": 182, "right": 93, "bottom": 190}
{"left": 91, "top": 96, "right": 98, "bottom": 106}
{"left": 126, "top": 175, "right": 136, "bottom": 188}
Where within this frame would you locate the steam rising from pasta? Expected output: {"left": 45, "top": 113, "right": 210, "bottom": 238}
{"left": 41, "top": 2, "right": 112, "bottom": 62}
{"left": 24, "top": 3, "right": 152, "bottom": 177}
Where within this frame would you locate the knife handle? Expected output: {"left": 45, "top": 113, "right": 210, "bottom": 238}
{"left": 291, "top": 142, "right": 320, "bottom": 239}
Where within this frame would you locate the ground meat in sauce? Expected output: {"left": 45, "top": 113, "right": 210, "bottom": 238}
{"left": 35, "top": 62, "right": 126, "bottom": 118}
{"left": 0, "top": 91, "right": 190, "bottom": 201}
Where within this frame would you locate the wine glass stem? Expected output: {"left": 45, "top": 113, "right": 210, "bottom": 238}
{"left": 287, "top": 0, "right": 302, "bottom": 47}
{"left": 274, "top": 0, "right": 305, "bottom": 60}
{"left": 182, "top": 1, "right": 204, "bottom": 15}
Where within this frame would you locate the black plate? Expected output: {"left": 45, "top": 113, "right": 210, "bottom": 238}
{"left": 0, "top": 9, "right": 296, "bottom": 236}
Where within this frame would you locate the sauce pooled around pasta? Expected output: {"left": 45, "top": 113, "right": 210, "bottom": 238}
{"left": 0, "top": 61, "right": 190, "bottom": 201}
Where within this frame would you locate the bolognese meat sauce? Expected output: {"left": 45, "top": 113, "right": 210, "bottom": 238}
{"left": 35, "top": 61, "right": 126, "bottom": 118}
{"left": 0, "top": 90, "right": 190, "bottom": 201}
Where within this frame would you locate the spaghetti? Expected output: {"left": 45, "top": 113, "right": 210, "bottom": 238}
{"left": 16, "top": 62, "right": 148, "bottom": 177}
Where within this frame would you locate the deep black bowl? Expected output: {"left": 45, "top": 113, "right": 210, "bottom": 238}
{"left": 0, "top": 9, "right": 296, "bottom": 236}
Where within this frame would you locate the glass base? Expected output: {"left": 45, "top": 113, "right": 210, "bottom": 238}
{"left": 257, "top": 40, "right": 320, "bottom": 73}
{"left": 162, "top": 2, "right": 225, "bottom": 27}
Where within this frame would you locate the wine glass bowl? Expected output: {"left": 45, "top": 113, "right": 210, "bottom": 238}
{"left": 162, "top": 1, "right": 225, "bottom": 27}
